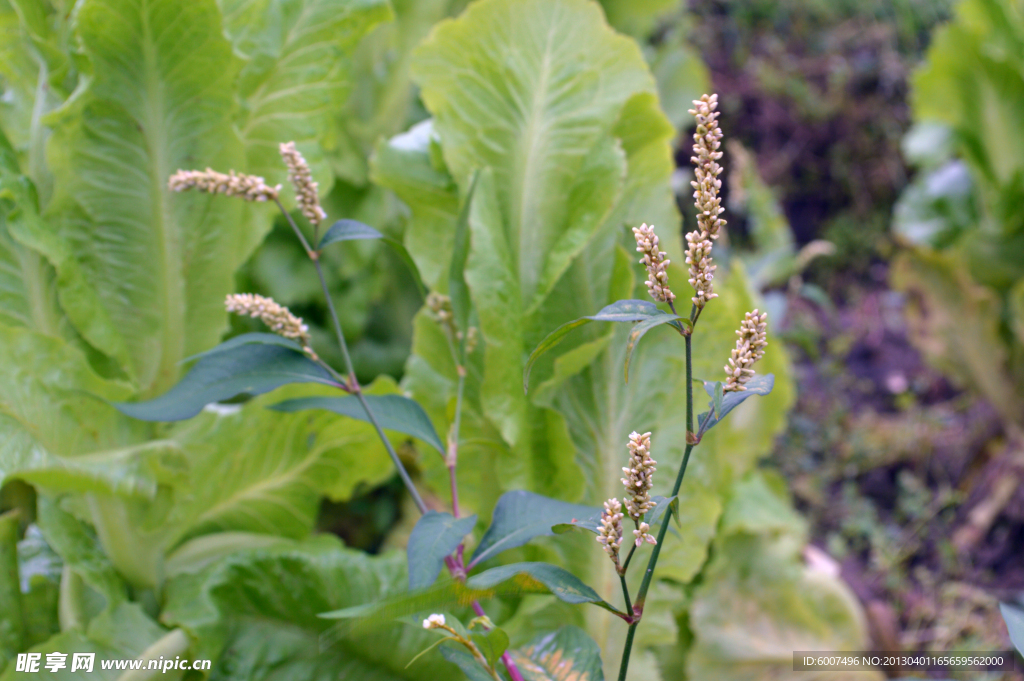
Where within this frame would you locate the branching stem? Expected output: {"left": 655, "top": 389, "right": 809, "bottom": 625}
{"left": 617, "top": 315, "right": 697, "bottom": 681}
{"left": 277, "top": 202, "right": 427, "bottom": 514}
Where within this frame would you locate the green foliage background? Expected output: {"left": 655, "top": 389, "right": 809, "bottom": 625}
{"left": 0, "top": 0, "right": 917, "bottom": 678}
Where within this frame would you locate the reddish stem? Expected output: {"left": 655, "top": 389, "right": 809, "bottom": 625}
{"left": 449, "top": 464, "right": 461, "bottom": 518}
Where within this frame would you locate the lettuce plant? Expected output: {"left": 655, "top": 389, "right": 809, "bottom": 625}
{"left": 1, "top": 0, "right": 876, "bottom": 678}
{"left": 121, "top": 94, "right": 776, "bottom": 680}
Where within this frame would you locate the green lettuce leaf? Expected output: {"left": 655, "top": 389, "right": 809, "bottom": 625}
{"left": 220, "top": 0, "right": 392, "bottom": 199}
{"left": 161, "top": 535, "right": 458, "bottom": 680}
{"left": 39, "top": 0, "right": 246, "bottom": 395}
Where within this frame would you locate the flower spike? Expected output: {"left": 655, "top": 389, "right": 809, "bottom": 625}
{"left": 723, "top": 309, "right": 768, "bottom": 392}
{"left": 686, "top": 93, "right": 727, "bottom": 308}
{"left": 632, "top": 223, "right": 675, "bottom": 304}
{"left": 225, "top": 293, "right": 312, "bottom": 349}
{"left": 168, "top": 168, "right": 280, "bottom": 202}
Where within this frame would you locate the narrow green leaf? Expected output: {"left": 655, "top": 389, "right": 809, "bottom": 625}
{"left": 624, "top": 314, "right": 682, "bottom": 383}
{"left": 470, "top": 491, "right": 600, "bottom": 567}
{"left": 115, "top": 344, "right": 340, "bottom": 422}
{"left": 317, "top": 220, "right": 384, "bottom": 248}
{"left": 714, "top": 381, "right": 724, "bottom": 421}
{"left": 696, "top": 374, "right": 776, "bottom": 437}
{"left": 524, "top": 299, "right": 678, "bottom": 392}
{"left": 438, "top": 644, "right": 494, "bottom": 681}
{"left": 523, "top": 319, "right": 592, "bottom": 393}
{"left": 405, "top": 636, "right": 454, "bottom": 670}
{"left": 316, "top": 219, "right": 427, "bottom": 298}
{"left": 450, "top": 172, "right": 480, "bottom": 356}
{"left": 182, "top": 332, "right": 305, "bottom": 362}
{"left": 320, "top": 562, "right": 621, "bottom": 631}
{"left": 1000, "top": 602, "right": 1024, "bottom": 657}
{"left": 468, "top": 563, "right": 616, "bottom": 611}
{"left": 507, "top": 626, "right": 605, "bottom": 681}
{"left": 269, "top": 394, "right": 445, "bottom": 456}
{"left": 382, "top": 236, "right": 429, "bottom": 299}
{"left": 550, "top": 513, "right": 603, "bottom": 536}
{"left": 470, "top": 628, "right": 509, "bottom": 668}
{"left": 646, "top": 495, "right": 677, "bottom": 531}
{"left": 407, "top": 512, "right": 478, "bottom": 590}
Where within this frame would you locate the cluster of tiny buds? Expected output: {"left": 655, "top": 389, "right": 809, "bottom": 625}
{"left": 597, "top": 498, "right": 624, "bottom": 564}
{"left": 279, "top": 142, "right": 327, "bottom": 228}
{"left": 634, "top": 522, "right": 656, "bottom": 546}
{"left": 225, "top": 293, "right": 312, "bottom": 349}
{"left": 456, "top": 327, "right": 479, "bottom": 354}
{"left": 426, "top": 292, "right": 453, "bottom": 324}
{"left": 724, "top": 309, "right": 768, "bottom": 392}
{"left": 622, "top": 431, "right": 656, "bottom": 524}
{"left": 632, "top": 223, "right": 675, "bottom": 304}
{"left": 686, "top": 93, "right": 727, "bottom": 308}
{"left": 167, "top": 168, "right": 280, "bottom": 202}
{"left": 422, "top": 614, "right": 446, "bottom": 630}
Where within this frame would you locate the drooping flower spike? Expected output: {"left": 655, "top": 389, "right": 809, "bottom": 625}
{"left": 632, "top": 223, "right": 675, "bottom": 305}
{"left": 168, "top": 168, "right": 280, "bottom": 202}
{"left": 225, "top": 293, "right": 312, "bottom": 349}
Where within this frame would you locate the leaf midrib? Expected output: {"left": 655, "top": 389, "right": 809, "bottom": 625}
{"left": 140, "top": 0, "right": 183, "bottom": 397}
{"left": 515, "top": 7, "right": 559, "bottom": 303}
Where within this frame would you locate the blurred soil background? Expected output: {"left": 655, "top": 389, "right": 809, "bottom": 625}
{"left": 685, "top": 0, "right": 1024, "bottom": 673}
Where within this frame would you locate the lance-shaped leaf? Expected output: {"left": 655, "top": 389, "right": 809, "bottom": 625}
{"left": 318, "top": 219, "right": 384, "bottom": 246}
{"left": 317, "top": 219, "right": 427, "bottom": 297}
{"left": 269, "top": 394, "right": 445, "bottom": 456}
{"left": 406, "top": 511, "right": 478, "bottom": 590}
{"left": 624, "top": 313, "right": 683, "bottom": 383}
{"left": 470, "top": 491, "right": 601, "bottom": 568}
{"left": 320, "top": 562, "right": 621, "bottom": 637}
{"left": 696, "top": 375, "right": 775, "bottom": 437}
{"left": 524, "top": 299, "right": 685, "bottom": 392}
{"left": 507, "top": 626, "right": 605, "bottom": 681}
{"left": 646, "top": 495, "right": 680, "bottom": 532}
{"left": 115, "top": 342, "right": 340, "bottom": 422}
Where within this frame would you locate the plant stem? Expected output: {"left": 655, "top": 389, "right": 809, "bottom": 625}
{"left": 619, "top": 572, "right": 632, "bottom": 615}
{"left": 472, "top": 601, "right": 526, "bottom": 681}
{"left": 277, "top": 202, "right": 427, "bottom": 514}
{"left": 617, "top": 334, "right": 695, "bottom": 681}
{"left": 276, "top": 201, "right": 516, "bottom": 681}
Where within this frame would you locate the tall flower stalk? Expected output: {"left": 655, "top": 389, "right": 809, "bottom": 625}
{"left": 614, "top": 95, "right": 771, "bottom": 680}
{"left": 168, "top": 143, "right": 523, "bottom": 681}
